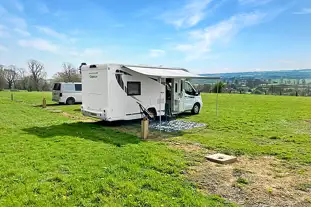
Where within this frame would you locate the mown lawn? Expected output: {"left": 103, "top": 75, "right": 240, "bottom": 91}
{"left": 181, "top": 94, "right": 311, "bottom": 164}
{"left": 0, "top": 91, "right": 233, "bottom": 206}
{"left": 1, "top": 90, "right": 311, "bottom": 206}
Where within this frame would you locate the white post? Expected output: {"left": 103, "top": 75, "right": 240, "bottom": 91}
{"left": 159, "top": 77, "right": 162, "bottom": 134}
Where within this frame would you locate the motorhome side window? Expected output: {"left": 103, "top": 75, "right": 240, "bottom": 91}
{"left": 75, "top": 84, "right": 82, "bottom": 91}
{"left": 127, "top": 82, "right": 141, "bottom": 96}
{"left": 185, "top": 82, "right": 195, "bottom": 95}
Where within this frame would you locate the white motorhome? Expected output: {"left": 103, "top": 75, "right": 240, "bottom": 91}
{"left": 81, "top": 63, "right": 212, "bottom": 121}
{"left": 52, "top": 82, "right": 82, "bottom": 105}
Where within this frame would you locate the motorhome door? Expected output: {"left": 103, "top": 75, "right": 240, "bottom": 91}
{"left": 172, "top": 79, "right": 184, "bottom": 113}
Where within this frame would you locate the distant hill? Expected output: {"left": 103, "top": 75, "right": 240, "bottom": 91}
{"left": 200, "top": 69, "right": 311, "bottom": 80}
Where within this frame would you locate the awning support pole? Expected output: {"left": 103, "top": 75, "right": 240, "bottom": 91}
{"left": 216, "top": 80, "right": 219, "bottom": 118}
{"left": 159, "top": 77, "right": 162, "bottom": 135}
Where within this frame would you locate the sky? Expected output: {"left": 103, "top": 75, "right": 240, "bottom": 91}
{"left": 0, "top": 0, "right": 310, "bottom": 77}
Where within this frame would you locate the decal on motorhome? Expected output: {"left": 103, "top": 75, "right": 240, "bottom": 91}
{"left": 89, "top": 72, "right": 98, "bottom": 79}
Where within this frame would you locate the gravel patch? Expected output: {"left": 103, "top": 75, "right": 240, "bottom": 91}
{"left": 149, "top": 120, "right": 205, "bottom": 132}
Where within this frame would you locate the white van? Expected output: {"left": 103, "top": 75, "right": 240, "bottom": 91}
{"left": 52, "top": 82, "right": 82, "bottom": 105}
{"left": 80, "top": 63, "right": 214, "bottom": 121}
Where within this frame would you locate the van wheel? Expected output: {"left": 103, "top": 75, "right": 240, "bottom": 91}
{"left": 147, "top": 108, "right": 157, "bottom": 119}
{"left": 66, "top": 97, "right": 75, "bottom": 105}
{"left": 192, "top": 103, "right": 200, "bottom": 114}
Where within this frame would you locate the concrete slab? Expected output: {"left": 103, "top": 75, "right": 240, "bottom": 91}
{"left": 205, "top": 153, "right": 237, "bottom": 164}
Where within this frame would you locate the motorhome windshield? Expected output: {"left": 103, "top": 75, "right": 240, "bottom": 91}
{"left": 185, "top": 81, "right": 197, "bottom": 95}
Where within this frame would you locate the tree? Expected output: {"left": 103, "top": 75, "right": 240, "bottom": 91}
{"left": 212, "top": 81, "right": 226, "bottom": 93}
{"left": 53, "top": 62, "right": 81, "bottom": 82}
{"left": 280, "top": 78, "right": 284, "bottom": 84}
{"left": 4, "top": 65, "right": 18, "bottom": 89}
{"left": 16, "top": 68, "right": 28, "bottom": 90}
{"left": 0, "top": 65, "right": 5, "bottom": 89}
{"left": 28, "top": 60, "right": 45, "bottom": 91}
{"left": 302, "top": 79, "right": 306, "bottom": 85}
{"left": 234, "top": 79, "right": 239, "bottom": 85}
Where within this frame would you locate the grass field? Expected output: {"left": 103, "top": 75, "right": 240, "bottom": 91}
{"left": 1, "top": 91, "right": 311, "bottom": 206}
{"left": 183, "top": 94, "right": 311, "bottom": 164}
{"left": 0, "top": 91, "right": 233, "bottom": 206}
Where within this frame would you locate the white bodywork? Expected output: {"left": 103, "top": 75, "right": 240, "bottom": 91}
{"left": 81, "top": 64, "right": 204, "bottom": 121}
{"left": 52, "top": 82, "right": 82, "bottom": 104}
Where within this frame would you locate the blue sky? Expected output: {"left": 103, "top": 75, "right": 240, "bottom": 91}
{"left": 0, "top": 0, "right": 310, "bottom": 77}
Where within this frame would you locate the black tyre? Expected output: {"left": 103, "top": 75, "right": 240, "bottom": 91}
{"left": 66, "top": 97, "right": 75, "bottom": 105}
{"left": 147, "top": 108, "right": 157, "bottom": 119}
{"left": 191, "top": 103, "right": 200, "bottom": 114}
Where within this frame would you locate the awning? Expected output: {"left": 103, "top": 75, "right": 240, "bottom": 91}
{"left": 123, "top": 65, "right": 219, "bottom": 79}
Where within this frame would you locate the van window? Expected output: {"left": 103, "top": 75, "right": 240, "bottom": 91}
{"left": 63, "top": 84, "right": 75, "bottom": 91}
{"left": 127, "top": 82, "right": 141, "bottom": 96}
{"left": 75, "top": 84, "right": 82, "bottom": 91}
{"left": 53, "top": 83, "right": 61, "bottom": 90}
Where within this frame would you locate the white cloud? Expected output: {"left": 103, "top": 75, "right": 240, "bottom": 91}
{"left": 161, "top": 0, "right": 213, "bottom": 28}
{"left": 175, "top": 12, "right": 267, "bottom": 59}
{"left": 239, "top": 0, "right": 273, "bottom": 6}
{"left": 8, "top": 17, "right": 27, "bottom": 29}
{"left": 69, "top": 38, "right": 79, "bottom": 43}
{"left": 293, "top": 8, "right": 311, "bottom": 15}
{"left": 14, "top": 28, "right": 31, "bottom": 36}
{"left": 18, "top": 38, "right": 59, "bottom": 53}
{"left": 149, "top": 49, "right": 166, "bottom": 58}
{"left": 0, "top": 44, "right": 8, "bottom": 51}
{"left": 13, "top": 0, "right": 24, "bottom": 12}
{"left": 69, "top": 48, "right": 104, "bottom": 58}
{"left": 36, "top": 26, "right": 67, "bottom": 39}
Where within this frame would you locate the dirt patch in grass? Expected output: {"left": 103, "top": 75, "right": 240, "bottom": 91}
{"left": 188, "top": 156, "right": 311, "bottom": 207}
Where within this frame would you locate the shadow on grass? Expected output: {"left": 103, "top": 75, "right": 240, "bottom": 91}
{"left": 23, "top": 121, "right": 141, "bottom": 146}
{"left": 33, "top": 103, "right": 64, "bottom": 107}
{"left": 33, "top": 103, "right": 82, "bottom": 107}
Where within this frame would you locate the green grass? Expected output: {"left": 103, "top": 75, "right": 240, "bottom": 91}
{"left": 180, "top": 94, "right": 311, "bottom": 164}
{"left": 1, "top": 91, "right": 311, "bottom": 206}
{"left": 0, "top": 91, "right": 233, "bottom": 206}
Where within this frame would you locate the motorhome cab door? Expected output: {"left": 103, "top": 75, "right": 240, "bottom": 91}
{"left": 183, "top": 81, "right": 197, "bottom": 111}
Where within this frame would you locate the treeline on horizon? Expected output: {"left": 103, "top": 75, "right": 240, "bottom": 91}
{"left": 201, "top": 69, "right": 311, "bottom": 79}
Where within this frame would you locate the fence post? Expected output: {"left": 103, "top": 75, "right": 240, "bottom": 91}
{"left": 141, "top": 117, "right": 149, "bottom": 139}
{"left": 11, "top": 93, "right": 13, "bottom": 101}
{"left": 42, "top": 98, "right": 46, "bottom": 108}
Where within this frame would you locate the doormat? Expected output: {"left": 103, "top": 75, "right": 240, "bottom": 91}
{"left": 149, "top": 120, "right": 206, "bottom": 132}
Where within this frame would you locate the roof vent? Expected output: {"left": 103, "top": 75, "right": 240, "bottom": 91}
{"left": 78, "top": 62, "right": 87, "bottom": 74}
